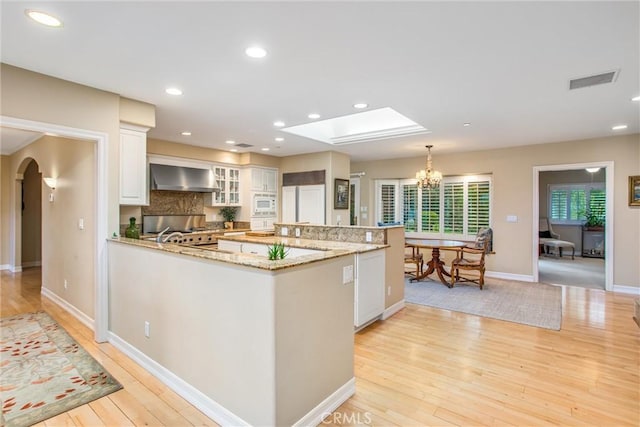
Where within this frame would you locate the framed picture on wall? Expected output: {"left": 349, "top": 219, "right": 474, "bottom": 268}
{"left": 629, "top": 175, "right": 640, "bottom": 206}
{"left": 334, "top": 178, "right": 349, "bottom": 209}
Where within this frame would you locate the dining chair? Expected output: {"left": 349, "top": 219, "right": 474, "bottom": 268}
{"left": 450, "top": 228, "right": 491, "bottom": 289}
{"left": 404, "top": 243, "right": 423, "bottom": 280}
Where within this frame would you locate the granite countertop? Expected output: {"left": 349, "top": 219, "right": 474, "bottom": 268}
{"left": 109, "top": 236, "right": 385, "bottom": 271}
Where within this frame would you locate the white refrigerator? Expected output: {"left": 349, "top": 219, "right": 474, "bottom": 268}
{"left": 282, "top": 184, "right": 325, "bottom": 224}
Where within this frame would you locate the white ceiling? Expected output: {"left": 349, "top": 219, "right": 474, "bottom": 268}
{"left": 1, "top": 1, "right": 638, "bottom": 161}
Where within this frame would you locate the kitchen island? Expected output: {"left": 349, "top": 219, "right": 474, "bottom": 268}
{"left": 107, "top": 237, "right": 384, "bottom": 426}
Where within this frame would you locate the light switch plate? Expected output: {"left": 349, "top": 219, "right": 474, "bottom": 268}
{"left": 365, "top": 231, "right": 372, "bottom": 242}
{"left": 281, "top": 227, "right": 288, "bottom": 236}
{"left": 295, "top": 228, "right": 300, "bottom": 237}
{"left": 506, "top": 215, "right": 518, "bottom": 223}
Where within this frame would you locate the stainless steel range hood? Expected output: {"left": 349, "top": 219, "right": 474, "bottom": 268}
{"left": 150, "top": 163, "right": 219, "bottom": 192}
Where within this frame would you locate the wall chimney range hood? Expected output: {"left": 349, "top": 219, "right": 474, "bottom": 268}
{"left": 150, "top": 163, "right": 219, "bottom": 192}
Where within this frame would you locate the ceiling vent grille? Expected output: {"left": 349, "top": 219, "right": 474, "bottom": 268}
{"left": 235, "top": 143, "right": 253, "bottom": 148}
{"left": 569, "top": 70, "right": 618, "bottom": 90}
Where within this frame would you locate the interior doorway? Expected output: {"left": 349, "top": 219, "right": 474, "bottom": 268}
{"left": 533, "top": 162, "right": 613, "bottom": 291}
{"left": 21, "top": 159, "right": 42, "bottom": 271}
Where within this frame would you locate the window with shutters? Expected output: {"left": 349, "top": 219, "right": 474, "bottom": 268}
{"left": 375, "top": 180, "right": 400, "bottom": 224}
{"left": 549, "top": 183, "right": 604, "bottom": 225}
{"left": 375, "top": 175, "right": 491, "bottom": 239}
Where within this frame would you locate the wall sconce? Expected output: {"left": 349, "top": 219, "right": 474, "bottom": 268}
{"left": 43, "top": 177, "right": 57, "bottom": 202}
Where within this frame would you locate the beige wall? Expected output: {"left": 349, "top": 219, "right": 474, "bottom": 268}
{"left": 10, "top": 136, "right": 96, "bottom": 316}
{"left": 280, "top": 151, "right": 351, "bottom": 225}
{"left": 21, "top": 160, "right": 42, "bottom": 265}
{"left": 352, "top": 134, "right": 640, "bottom": 288}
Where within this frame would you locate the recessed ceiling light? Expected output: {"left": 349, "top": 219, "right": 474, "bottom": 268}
{"left": 632, "top": 95, "right": 640, "bottom": 102}
{"left": 261, "top": 147, "right": 270, "bottom": 151}
{"left": 245, "top": 46, "right": 267, "bottom": 58}
{"left": 273, "top": 121, "right": 285, "bottom": 127}
{"left": 463, "top": 122, "right": 471, "bottom": 127}
{"left": 181, "top": 131, "right": 192, "bottom": 136}
{"left": 165, "top": 87, "right": 183, "bottom": 96}
{"left": 353, "top": 103, "right": 368, "bottom": 109}
{"left": 225, "top": 140, "right": 235, "bottom": 145}
{"left": 308, "top": 113, "right": 321, "bottom": 119}
{"left": 275, "top": 137, "right": 284, "bottom": 142}
{"left": 230, "top": 148, "right": 238, "bottom": 152}
{"left": 25, "top": 9, "right": 63, "bottom": 27}
{"left": 612, "top": 124, "right": 628, "bottom": 131}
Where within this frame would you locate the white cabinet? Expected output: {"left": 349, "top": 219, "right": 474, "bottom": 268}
{"left": 251, "top": 217, "right": 276, "bottom": 231}
{"left": 282, "top": 185, "right": 325, "bottom": 224}
{"left": 354, "top": 250, "right": 385, "bottom": 328}
{"left": 210, "top": 166, "right": 241, "bottom": 206}
{"left": 119, "top": 124, "right": 149, "bottom": 205}
{"left": 250, "top": 168, "right": 277, "bottom": 193}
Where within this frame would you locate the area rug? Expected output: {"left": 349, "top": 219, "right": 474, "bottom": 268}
{"left": 405, "top": 277, "right": 562, "bottom": 330}
{"left": 0, "top": 311, "right": 122, "bottom": 427}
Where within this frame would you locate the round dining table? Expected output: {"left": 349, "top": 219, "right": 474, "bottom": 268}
{"left": 405, "top": 239, "right": 467, "bottom": 287}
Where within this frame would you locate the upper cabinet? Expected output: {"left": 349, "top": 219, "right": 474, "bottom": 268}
{"left": 119, "top": 124, "right": 149, "bottom": 205}
{"left": 250, "top": 167, "right": 277, "bottom": 193}
{"left": 211, "top": 166, "right": 241, "bottom": 206}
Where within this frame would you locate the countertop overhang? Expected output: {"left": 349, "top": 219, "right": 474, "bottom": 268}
{"left": 109, "top": 236, "right": 386, "bottom": 271}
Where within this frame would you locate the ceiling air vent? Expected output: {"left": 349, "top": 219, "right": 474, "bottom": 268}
{"left": 235, "top": 143, "right": 253, "bottom": 148}
{"left": 569, "top": 70, "right": 618, "bottom": 90}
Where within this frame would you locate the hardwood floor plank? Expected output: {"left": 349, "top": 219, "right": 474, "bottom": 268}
{"left": 2, "top": 268, "right": 638, "bottom": 427}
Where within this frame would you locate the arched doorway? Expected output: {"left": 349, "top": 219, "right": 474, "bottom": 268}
{"left": 21, "top": 159, "right": 42, "bottom": 272}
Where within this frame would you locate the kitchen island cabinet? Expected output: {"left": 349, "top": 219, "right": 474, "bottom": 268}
{"left": 107, "top": 237, "right": 369, "bottom": 426}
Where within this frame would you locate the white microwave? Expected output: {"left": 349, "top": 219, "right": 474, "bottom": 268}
{"left": 253, "top": 193, "right": 276, "bottom": 216}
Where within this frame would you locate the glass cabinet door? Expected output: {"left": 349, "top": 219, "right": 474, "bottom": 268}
{"left": 214, "top": 167, "right": 226, "bottom": 204}
{"left": 228, "top": 168, "right": 240, "bottom": 204}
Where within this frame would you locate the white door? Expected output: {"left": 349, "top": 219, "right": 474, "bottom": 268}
{"left": 282, "top": 186, "right": 297, "bottom": 223}
{"left": 298, "top": 184, "right": 325, "bottom": 224}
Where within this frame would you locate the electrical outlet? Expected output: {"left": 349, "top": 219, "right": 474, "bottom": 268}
{"left": 388, "top": 286, "right": 391, "bottom": 296}
{"left": 144, "top": 321, "right": 150, "bottom": 338}
{"left": 365, "top": 231, "right": 372, "bottom": 242}
{"left": 343, "top": 265, "right": 353, "bottom": 284}
{"left": 281, "top": 227, "right": 288, "bottom": 236}
{"left": 78, "top": 218, "right": 84, "bottom": 230}
{"left": 295, "top": 228, "right": 300, "bottom": 237}
{"left": 64, "top": 279, "right": 68, "bottom": 289}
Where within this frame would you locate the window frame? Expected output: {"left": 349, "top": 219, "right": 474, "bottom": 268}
{"left": 376, "top": 175, "right": 492, "bottom": 241}
{"left": 548, "top": 182, "right": 605, "bottom": 225}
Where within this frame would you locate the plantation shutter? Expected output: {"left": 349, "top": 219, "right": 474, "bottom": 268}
{"left": 443, "top": 182, "right": 464, "bottom": 234}
{"left": 467, "top": 181, "right": 490, "bottom": 234}
{"left": 380, "top": 183, "right": 396, "bottom": 223}
{"left": 589, "top": 189, "right": 606, "bottom": 222}
{"left": 569, "top": 189, "right": 586, "bottom": 221}
{"left": 420, "top": 187, "right": 440, "bottom": 232}
{"left": 550, "top": 189, "right": 568, "bottom": 221}
{"left": 402, "top": 184, "right": 418, "bottom": 231}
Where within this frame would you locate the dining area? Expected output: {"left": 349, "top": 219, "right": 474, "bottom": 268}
{"left": 405, "top": 228, "right": 492, "bottom": 290}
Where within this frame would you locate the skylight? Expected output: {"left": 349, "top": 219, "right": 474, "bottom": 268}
{"left": 281, "top": 107, "right": 429, "bottom": 145}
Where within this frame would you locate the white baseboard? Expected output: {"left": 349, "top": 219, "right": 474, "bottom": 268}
{"left": 0, "top": 264, "right": 11, "bottom": 271}
{"left": 40, "top": 287, "right": 94, "bottom": 331}
{"left": 21, "top": 260, "right": 42, "bottom": 268}
{"left": 108, "top": 332, "right": 251, "bottom": 427}
{"left": 10, "top": 265, "right": 22, "bottom": 273}
{"left": 382, "top": 299, "right": 405, "bottom": 320}
{"left": 612, "top": 285, "right": 640, "bottom": 295}
{"left": 293, "top": 377, "right": 356, "bottom": 427}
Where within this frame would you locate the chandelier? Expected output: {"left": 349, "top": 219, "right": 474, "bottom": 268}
{"left": 415, "top": 145, "right": 442, "bottom": 189}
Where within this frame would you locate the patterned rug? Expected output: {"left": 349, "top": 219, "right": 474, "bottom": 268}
{"left": 405, "top": 277, "right": 562, "bottom": 330}
{"left": 0, "top": 311, "right": 122, "bottom": 427}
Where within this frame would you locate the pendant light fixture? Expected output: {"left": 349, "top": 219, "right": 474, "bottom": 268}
{"left": 416, "top": 145, "right": 442, "bottom": 190}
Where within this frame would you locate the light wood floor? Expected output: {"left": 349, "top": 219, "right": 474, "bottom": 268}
{"left": 2, "top": 268, "right": 639, "bottom": 426}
